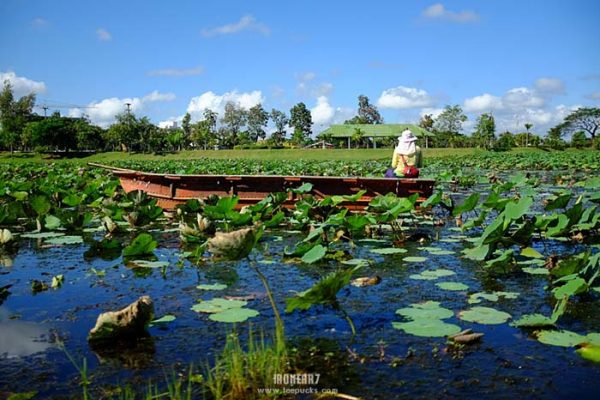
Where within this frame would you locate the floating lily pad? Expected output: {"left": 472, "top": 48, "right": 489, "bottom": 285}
{"left": 436, "top": 282, "right": 469, "bottom": 291}
{"left": 342, "top": 258, "right": 371, "bottom": 266}
{"left": 196, "top": 283, "right": 227, "bottom": 291}
{"left": 409, "top": 273, "right": 438, "bottom": 280}
{"left": 468, "top": 291, "right": 519, "bottom": 304}
{"left": 439, "top": 238, "right": 461, "bottom": 243}
{"left": 21, "top": 232, "right": 66, "bottom": 239}
{"left": 518, "top": 258, "right": 546, "bottom": 266}
{"left": 208, "top": 307, "right": 259, "bottom": 323}
{"left": 403, "top": 256, "right": 428, "bottom": 263}
{"left": 520, "top": 247, "right": 544, "bottom": 259}
{"left": 459, "top": 306, "right": 511, "bottom": 325}
{"left": 45, "top": 235, "right": 83, "bottom": 245}
{"left": 522, "top": 267, "right": 549, "bottom": 275}
{"left": 370, "top": 247, "right": 407, "bottom": 255}
{"left": 429, "top": 250, "right": 455, "bottom": 256}
{"left": 576, "top": 344, "right": 600, "bottom": 363}
{"left": 395, "top": 301, "right": 454, "bottom": 320}
{"left": 537, "top": 330, "right": 586, "bottom": 347}
{"left": 149, "top": 315, "right": 176, "bottom": 326}
{"left": 417, "top": 246, "right": 441, "bottom": 252}
{"left": 392, "top": 319, "right": 461, "bottom": 337}
{"left": 511, "top": 314, "right": 555, "bottom": 328}
{"left": 301, "top": 244, "right": 327, "bottom": 264}
{"left": 191, "top": 298, "right": 248, "bottom": 313}
{"left": 129, "top": 260, "right": 169, "bottom": 269}
{"left": 357, "top": 238, "right": 388, "bottom": 245}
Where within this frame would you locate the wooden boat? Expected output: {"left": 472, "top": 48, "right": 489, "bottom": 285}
{"left": 89, "top": 163, "right": 435, "bottom": 211}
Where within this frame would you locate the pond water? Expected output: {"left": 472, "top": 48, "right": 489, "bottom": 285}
{"left": 1, "top": 173, "right": 599, "bottom": 399}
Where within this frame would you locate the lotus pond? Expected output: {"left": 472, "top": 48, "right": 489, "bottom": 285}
{"left": 1, "top": 152, "right": 600, "bottom": 399}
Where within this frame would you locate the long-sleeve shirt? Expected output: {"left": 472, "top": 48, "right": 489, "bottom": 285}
{"left": 391, "top": 146, "right": 422, "bottom": 176}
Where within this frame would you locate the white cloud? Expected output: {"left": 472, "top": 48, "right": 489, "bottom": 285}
{"left": 297, "top": 72, "right": 316, "bottom": 82}
{"left": 463, "top": 93, "right": 503, "bottom": 113}
{"left": 422, "top": 3, "right": 480, "bottom": 23}
{"left": 377, "top": 86, "right": 435, "bottom": 109}
{"left": 31, "top": 17, "right": 48, "bottom": 28}
{"left": 0, "top": 71, "right": 46, "bottom": 97}
{"left": 142, "top": 90, "right": 176, "bottom": 102}
{"left": 311, "top": 96, "right": 335, "bottom": 125}
{"left": 96, "top": 28, "right": 112, "bottom": 41}
{"left": 186, "top": 90, "right": 264, "bottom": 119}
{"left": 503, "top": 87, "right": 545, "bottom": 109}
{"left": 68, "top": 90, "right": 175, "bottom": 127}
{"left": 587, "top": 91, "right": 600, "bottom": 100}
{"left": 201, "top": 15, "right": 270, "bottom": 37}
{"left": 419, "top": 107, "right": 445, "bottom": 119}
{"left": 534, "top": 77, "right": 565, "bottom": 95}
{"left": 147, "top": 65, "right": 204, "bottom": 77}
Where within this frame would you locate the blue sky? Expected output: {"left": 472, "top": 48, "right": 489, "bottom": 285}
{"left": 1, "top": 0, "right": 599, "bottom": 135}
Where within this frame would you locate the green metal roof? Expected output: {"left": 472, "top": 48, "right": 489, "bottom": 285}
{"left": 319, "top": 124, "right": 433, "bottom": 138}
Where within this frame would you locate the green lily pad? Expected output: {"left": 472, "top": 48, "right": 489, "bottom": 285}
{"left": 468, "top": 291, "right": 519, "bottom": 304}
{"left": 436, "top": 282, "right": 469, "bottom": 291}
{"left": 301, "top": 244, "right": 327, "bottom": 264}
{"left": 191, "top": 298, "right": 248, "bottom": 313}
{"left": 429, "top": 250, "right": 455, "bottom": 256}
{"left": 576, "top": 344, "right": 600, "bottom": 363}
{"left": 417, "top": 246, "right": 441, "bottom": 252}
{"left": 149, "top": 315, "right": 176, "bottom": 326}
{"left": 45, "top": 235, "right": 83, "bottom": 245}
{"left": 518, "top": 258, "right": 546, "bottom": 266}
{"left": 370, "top": 247, "right": 407, "bottom": 255}
{"left": 403, "top": 256, "right": 428, "bottom": 263}
{"left": 208, "top": 307, "right": 259, "bottom": 323}
{"left": 341, "top": 258, "right": 371, "bottom": 266}
{"left": 459, "top": 306, "right": 511, "bottom": 325}
{"left": 439, "top": 238, "right": 461, "bottom": 243}
{"left": 392, "top": 319, "right": 461, "bottom": 337}
{"left": 520, "top": 247, "right": 544, "bottom": 259}
{"left": 511, "top": 314, "right": 555, "bottom": 328}
{"left": 21, "top": 232, "right": 65, "bottom": 239}
{"left": 395, "top": 301, "right": 454, "bottom": 320}
{"left": 537, "top": 330, "right": 586, "bottom": 347}
{"left": 409, "top": 273, "right": 438, "bottom": 280}
{"left": 522, "top": 267, "right": 550, "bottom": 275}
{"left": 129, "top": 260, "right": 169, "bottom": 269}
{"left": 196, "top": 283, "right": 228, "bottom": 291}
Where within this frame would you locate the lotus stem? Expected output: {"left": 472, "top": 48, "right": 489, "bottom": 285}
{"left": 251, "top": 263, "right": 285, "bottom": 354}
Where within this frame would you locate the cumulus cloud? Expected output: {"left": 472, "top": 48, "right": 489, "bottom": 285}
{"left": 147, "top": 65, "right": 204, "bottom": 77}
{"left": 377, "top": 86, "right": 435, "bottom": 109}
{"left": 68, "top": 90, "right": 175, "bottom": 127}
{"left": 311, "top": 96, "right": 335, "bottom": 126}
{"left": 419, "top": 107, "right": 445, "bottom": 119}
{"left": 201, "top": 15, "right": 270, "bottom": 37}
{"left": 96, "top": 28, "right": 112, "bottom": 41}
{"left": 503, "top": 87, "right": 545, "bottom": 109}
{"left": 463, "top": 93, "right": 503, "bottom": 113}
{"left": 0, "top": 71, "right": 46, "bottom": 97}
{"left": 422, "top": 3, "right": 480, "bottom": 23}
{"left": 186, "top": 90, "right": 264, "bottom": 119}
{"left": 534, "top": 77, "right": 565, "bottom": 95}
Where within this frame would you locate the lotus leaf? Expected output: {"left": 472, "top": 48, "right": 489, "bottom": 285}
{"left": 395, "top": 301, "right": 454, "bottom": 320}
{"left": 370, "top": 247, "right": 407, "bottom": 255}
{"left": 436, "top": 282, "right": 469, "bottom": 291}
{"left": 21, "top": 231, "right": 65, "bottom": 239}
{"left": 520, "top": 247, "right": 544, "bottom": 259}
{"left": 196, "top": 283, "right": 227, "bottom": 290}
{"left": 392, "top": 319, "right": 461, "bottom": 337}
{"left": 459, "top": 306, "right": 511, "bottom": 325}
{"left": 191, "top": 298, "right": 248, "bottom": 313}
{"left": 553, "top": 277, "right": 587, "bottom": 299}
{"left": 123, "top": 233, "right": 157, "bottom": 257}
{"left": 522, "top": 267, "right": 550, "bottom": 275}
{"left": 511, "top": 314, "right": 555, "bottom": 328}
{"left": 537, "top": 330, "right": 586, "bottom": 347}
{"left": 403, "top": 256, "right": 428, "bottom": 263}
{"left": 301, "top": 244, "right": 327, "bottom": 264}
{"left": 45, "top": 235, "right": 83, "bottom": 245}
{"left": 150, "top": 315, "right": 176, "bottom": 326}
{"left": 130, "top": 260, "right": 169, "bottom": 269}
{"left": 208, "top": 226, "right": 263, "bottom": 260}
{"left": 209, "top": 307, "right": 259, "bottom": 323}
{"left": 576, "top": 344, "right": 600, "bottom": 363}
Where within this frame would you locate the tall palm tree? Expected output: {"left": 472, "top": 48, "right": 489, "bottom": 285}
{"left": 524, "top": 123, "right": 533, "bottom": 147}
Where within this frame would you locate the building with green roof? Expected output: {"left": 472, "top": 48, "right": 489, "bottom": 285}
{"left": 318, "top": 124, "right": 433, "bottom": 148}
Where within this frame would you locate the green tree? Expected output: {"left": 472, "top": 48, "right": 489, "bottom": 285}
{"left": 182, "top": 112, "right": 192, "bottom": 148}
{"left": 473, "top": 113, "right": 496, "bottom": 149}
{"left": 105, "top": 112, "right": 137, "bottom": 151}
{"left": 560, "top": 107, "right": 600, "bottom": 139}
{"left": 418, "top": 114, "right": 434, "bottom": 148}
{"left": 351, "top": 127, "right": 365, "bottom": 148}
{"left": 247, "top": 104, "right": 269, "bottom": 142}
{"left": 74, "top": 117, "right": 104, "bottom": 151}
{"left": 22, "top": 112, "right": 77, "bottom": 152}
{"left": 493, "top": 131, "right": 515, "bottom": 151}
{"left": 545, "top": 124, "right": 567, "bottom": 150}
{"left": 289, "top": 102, "right": 312, "bottom": 146}
{"left": 221, "top": 102, "right": 247, "bottom": 148}
{"left": 269, "top": 108, "right": 288, "bottom": 146}
{"left": 344, "top": 95, "right": 383, "bottom": 124}
{"left": 434, "top": 105, "right": 467, "bottom": 135}
{"left": 0, "top": 80, "right": 37, "bottom": 152}
{"left": 524, "top": 123, "right": 533, "bottom": 147}
{"left": 570, "top": 131, "right": 588, "bottom": 148}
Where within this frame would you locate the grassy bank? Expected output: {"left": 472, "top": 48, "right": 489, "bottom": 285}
{"left": 0, "top": 147, "right": 543, "bottom": 164}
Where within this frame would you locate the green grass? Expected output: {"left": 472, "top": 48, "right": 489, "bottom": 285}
{"left": 0, "top": 147, "right": 544, "bottom": 164}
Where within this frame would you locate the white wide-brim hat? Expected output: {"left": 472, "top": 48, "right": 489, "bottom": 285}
{"left": 398, "top": 129, "right": 417, "bottom": 143}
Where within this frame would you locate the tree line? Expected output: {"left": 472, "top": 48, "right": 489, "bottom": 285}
{"left": 1, "top": 79, "right": 598, "bottom": 154}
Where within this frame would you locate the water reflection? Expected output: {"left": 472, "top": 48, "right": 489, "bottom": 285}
{"left": 0, "top": 307, "right": 53, "bottom": 358}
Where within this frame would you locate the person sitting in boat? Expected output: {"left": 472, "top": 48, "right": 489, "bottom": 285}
{"left": 389, "top": 129, "right": 422, "bottom": 178}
